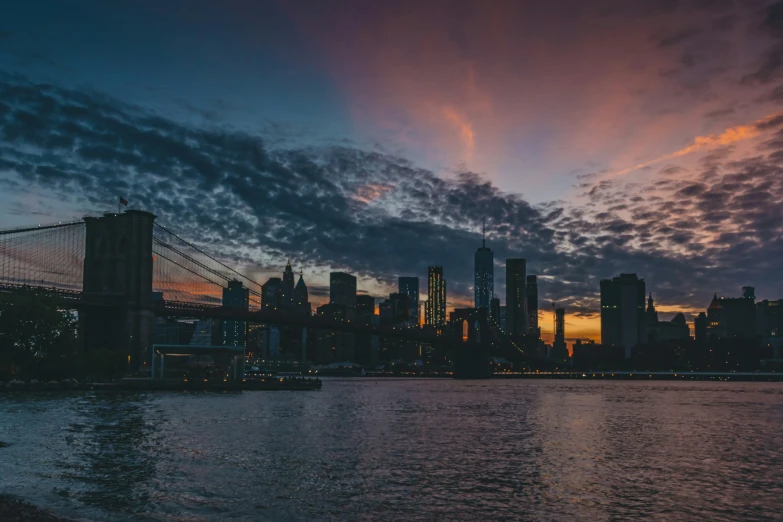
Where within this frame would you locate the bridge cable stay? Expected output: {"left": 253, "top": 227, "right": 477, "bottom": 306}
{"left": 0, "top": 221, "right": 86, "bottom": 292}
{"left": 153, "top": 223, "right": 264, "bottom": 291}
{"left": 151, "top": 224, "right": 262, "bottom": 310}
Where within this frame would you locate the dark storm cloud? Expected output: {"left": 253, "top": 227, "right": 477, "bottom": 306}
{"left": 1, "top": 77, "right": 782, "bottom": 315}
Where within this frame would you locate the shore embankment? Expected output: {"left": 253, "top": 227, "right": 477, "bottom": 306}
{"left": 0, "top": 377, "right": 322, "bottom": 392}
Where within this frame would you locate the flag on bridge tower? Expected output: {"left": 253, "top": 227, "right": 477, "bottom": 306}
{"left": 119, "top": 197, "right": 128, "bottom": 207}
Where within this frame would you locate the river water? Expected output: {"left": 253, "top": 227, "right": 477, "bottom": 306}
{"left": 1, "top": 379, "right": 782, "bottom": 521}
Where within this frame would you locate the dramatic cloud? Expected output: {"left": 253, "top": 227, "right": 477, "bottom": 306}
{"left": 607, "top": 112, "right": 783, "bottom": 179}
{"left": 1, "top": 77, "right": 782, "bottom": 341}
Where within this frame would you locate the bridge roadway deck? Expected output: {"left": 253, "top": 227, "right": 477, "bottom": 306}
{"left": 0, "top": 284, "right": 441, "bottom": 343}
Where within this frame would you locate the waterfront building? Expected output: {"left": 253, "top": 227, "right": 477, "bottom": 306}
{"left": 757, "top": 299, "right": 783, "bottom": 356}
{"left": 315, "top": 303, "right": 355, "bottom": 363}
{"left": 398, "top": 276, "right": 420, "bottom": 326}
{"left": 707, "top": 287, "right": 756, "bottom": 339}
{"left": 600, "top": 273, "right": 647, "bottom": 358}
{"left": 330, "top": 272, "right": 357, "bottom": 308}
{"left": 425, "top": 266, "right": 447, "bottom": 328}
{"left": 505, "top": 259, "right": 527, "bottom": 336}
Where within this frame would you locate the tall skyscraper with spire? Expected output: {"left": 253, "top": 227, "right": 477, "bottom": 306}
{"left": 281, "top": 260, "right": 295, "bottom": 306}
{"left": 474, "top": 220, "right": 494, "bottom": 310}
{"left": 295, "top": 270, "right": 309, "bottom": 313}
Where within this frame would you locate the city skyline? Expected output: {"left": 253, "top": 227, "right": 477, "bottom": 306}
{"left": 2, "top": 1, "right": 783, "bottom": 341}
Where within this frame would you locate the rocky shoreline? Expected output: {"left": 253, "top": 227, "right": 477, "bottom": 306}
{"left": 0, "top": 496, "right": 73, "bottom": 522}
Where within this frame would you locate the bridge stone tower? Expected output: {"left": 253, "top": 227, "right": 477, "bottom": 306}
{"left": 81, "top": 210, "right": 156, "bottom": 373}
{"left": 449, "top": 307, "right": 491, "bottom": 379}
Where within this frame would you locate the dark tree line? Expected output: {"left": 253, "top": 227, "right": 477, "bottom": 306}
{"left": 0, "top": 289, "right": 126, "bottom": 380}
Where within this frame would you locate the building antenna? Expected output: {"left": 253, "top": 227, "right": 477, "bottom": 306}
{"left": 482, "top": 218, "right": 486, "bottom": 248}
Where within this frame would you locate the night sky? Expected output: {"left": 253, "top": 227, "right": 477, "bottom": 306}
{"left": 1, "top": 0, "right": 783, "bottom": 341}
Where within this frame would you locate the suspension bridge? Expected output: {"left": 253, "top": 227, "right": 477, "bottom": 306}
{"left": 0, "top": 209, "right": 550, "bottom": 376}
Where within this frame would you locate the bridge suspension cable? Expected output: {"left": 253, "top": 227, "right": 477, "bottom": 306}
{"left": 0, "top": 221, "right": 86, "bottom": 291}
{"left": 152, "top": 223, "right": 262, "bottom": 309}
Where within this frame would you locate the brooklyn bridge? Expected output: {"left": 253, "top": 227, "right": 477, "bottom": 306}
{"left": 0, "top": 210, "right": 550, "bottom": 377}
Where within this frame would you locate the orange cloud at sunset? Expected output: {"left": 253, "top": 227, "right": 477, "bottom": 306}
{"left": 608, "top": 112, "right": 783, "bottom": 179}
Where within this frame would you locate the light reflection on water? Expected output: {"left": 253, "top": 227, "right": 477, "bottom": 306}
{"left": 1, "top": 380, "right": 782, "bottom": 521}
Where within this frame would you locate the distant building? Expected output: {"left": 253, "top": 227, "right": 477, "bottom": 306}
{"left": 380, "top": 293, "right": 411, "bottom": 327}
{"left": 330, "top": 272, "right": 357, "bottom": 308}
{"left": 600, "top": 273, "right": 646, "bottom": 358}
{"left": 398, "top": 276, "right": 420, "bottom": 326}
{"left": 294, "top": 270, "right": 309, "bottom": 314}
{"left": 490, "top": 296, "right": 501, "bottom": 326}
{"left": 281, "top": 261, "right": 295, "bottom": 305}
{"left": 354, "top": 313, "right": 380, "bottom": 366}
{"left": 189, "top": 319, "right": 216, "bottom": 346}
{"left": 499, "top": 305, "right": 507, "bottom": 331}
{"left": 526, "top": 275, "right": 539, "bottom": 337}
{"left": 646, "top": 293, "right": 659, "bottom": 326}
{"left": 474, "top": 234, "right": 494, "bottom": 310}
{"left": 757, "top": 299, "right": 783, "bottom": 356}
{"left": 315, "top": 303, "right": 355, "bottom": 363}
{"left": 707, "top": 288, "right": 756, "bottom": 339}
{"left": 694, "top": 312, "right": 707, "bottom": 342}
{"left": 261, "top": 277, "right": 282, "bottom": 311}
{"left": 646, "top": 294, "right": 689, "bottom": 341}
{"left": 356, "top": 295, "right": 375, "bottom": 316}
{"left": 505, "top": 259, "right": 527, "bottom": 337}
{"left": 222, "top": 280, "right": 249, "bottom": 347}
{"left": 551, "top": 307, "right": 568, "bottom": 363}
{"left": 425, "top": 266, "right": 447, "bottom": 328}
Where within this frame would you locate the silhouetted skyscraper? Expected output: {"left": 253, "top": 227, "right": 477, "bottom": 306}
{"left": 380, "top": 293, "right": 411, "bottom": 326}
{"left": 600, "top": 273, "right": 647, "bottom": 358}
{"left": 551, "top": 307, "right": 567, "bottom": 363}
{"left": 261, "top": 277, "right": 282, "bottom": 310}
{"left": 330, "top": 272, "right": 357, "bottom": 308}
{"left": 294, "top": 270, "right": 309, "bottom": 313}
{"left": 505, "top": 259, "right": 527, "bottom": 336}
{"left": 356, "top": 295, "right": 375, "bottom": 316}
{"left": 398, "top": 276, "right": 420, "bottom": 326}
{"left": 425, "top": 266, "right": 446, "bottom": 328}
{"left": 222, "top": 280, "right": 249, "bottom": 347}
{"left": 757, "top": 299, "right": 783, "bottom": 356}
{"left": 646, "top": 293, "right": 658, "bottom": 325}
{"left": 281, "top": 261, "right": 295, "bottom": 305}
{"left": 474, "top": 229, "right": 494, "bottom": 310}
{"left": 526, "top": 275, "right": 539, "bottom": 337}
{"left": 554, "top": 307, "right": 565, "bottom": 348}
{"left": 707, "top": 288, "right": 756, "bottom": 339}
{"left": 490, "top": 296, "right": 501, "bottom": 325}
{"left": 694, "top": 312, "right": 707, "bottom": 342}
